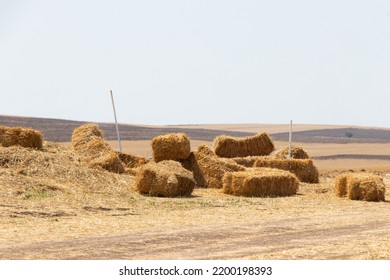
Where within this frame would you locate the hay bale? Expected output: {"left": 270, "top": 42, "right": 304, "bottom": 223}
{"left": 71, "top": 123, "right": 124, "bottom": 173}
{"left": 151, "top": 133, "right": 191, "bottom": 162}
{"left": 274, "top": 146, "right": 310, "bottom": 159}
{"left": 71, "top": 123, "right": 104, "bottom": 151}
{"left": 179, "top": 152, "right": 206, "bottom": 187}
{"left": 117, "top": 152, "right": 148, "bottom": 176}
{"left": 254, "top": 158, "right": 319, "bottom": 183}
{"left": 232, "top": 156, "right": 271, "bottom": 168}
{"left": 0, "top": 125, "right": 43, "bottom": 149}
{"left": 134, "top": 160, "right": 195, "bottom": 197}
{"left": 213, "top": 133, "right": 274, "bottom": 158}
{"left": 116, "top": 152, "right": 148, "bottom": 168}
{"left": 222, "top": 168, "right": 299, "bottom": 197}
{"left": 335, "top": 173, "right": 385, "bottom": 202}
{"left": 191, "top": 145, "right": 246, "bottom": 188}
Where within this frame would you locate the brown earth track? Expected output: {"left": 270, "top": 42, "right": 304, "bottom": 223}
{"left": 2, "top": 210, "right": 389, "bottom": 260}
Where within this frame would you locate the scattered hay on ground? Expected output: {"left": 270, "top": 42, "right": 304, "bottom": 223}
{"left": 222, "top": 168, "right": 299, "bottom": 197}
{"left": 254, "top": 158, "right": 319, "bottom": 183}
{"left": 213, "top": 133, "right": 274, "bottom": 158}
{"left": 0, "top": 143, "right": 134, "bottom": 197}
{"left": 0, "top": 125, "right": 43, "bottom": 149}
{"left": 335, "top": 172, "right": 386, "bottom": 202}
{"left": 71, "top": 123, "right": 124, "bottom": 173}
{"left": 188, "top": 145, "right": 246, "bottom": 188}
{"left": 151, "top": 133, "right": 191, "bottom": 162}
{"left": 274, "top": 146, "right": 310, "bottom": 159}
{"left": 134, "top": 160, "right": 195, "bottom": 197}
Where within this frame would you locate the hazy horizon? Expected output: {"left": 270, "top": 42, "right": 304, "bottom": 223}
{"left": 1, "top": 1, "right": 389, "bottom": 127}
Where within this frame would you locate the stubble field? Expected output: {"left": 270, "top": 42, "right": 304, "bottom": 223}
{"left": 1, "top": 123, "right": 390, "bottom": 260}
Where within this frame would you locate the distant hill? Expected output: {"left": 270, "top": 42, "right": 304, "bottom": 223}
{"left": 271, "top": 127, "right": 390, "bottom": 143}
{"left": 1, "top": 115, "right": 390, "bottom": 143}
{"left": 0, "top": 115, "right": 253, "bottom": 142}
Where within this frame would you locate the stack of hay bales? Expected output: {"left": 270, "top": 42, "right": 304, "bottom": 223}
{"left": 151, "top": 133, "right": 191, "bottom": 162}
{"left": 335, "top": 173, "right": 386, "bottom": 202}
{"left": 213, "top": 133, "right": 274, "bottom": 158}
{"left": 254, "top": 158, "right": 319, "bottom": 183}
{"left": 223, "top": 168, "right": 299, "bottom": 197}
{"left": 71, "top": 123, "right": 124, "bottom": 173}
{"left": 190, "top": 145, "right": 246, "bottom": 188}
{"left": 134, "top": 160, "right": 195, "bottom": 197}
{"left": 274, "top": 146, "right": 310, "bottom": 159}
{"left": 0, "top": 125, "right": 43, "bottom": 150}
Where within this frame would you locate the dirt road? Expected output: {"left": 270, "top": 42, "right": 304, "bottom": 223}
{"left": 2, "top": 211, "right": 390, "bottom": 260}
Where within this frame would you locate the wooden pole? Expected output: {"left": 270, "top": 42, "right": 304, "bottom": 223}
{"left": 288, "top": 120, "right": 292, "bottom": 159}
{"left": 110, "top": 90, "right": 122, "bottom": 153}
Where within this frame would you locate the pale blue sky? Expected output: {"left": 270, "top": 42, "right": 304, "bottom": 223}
{"left": 1, "top": 0, "right": 389, "bottom": 127}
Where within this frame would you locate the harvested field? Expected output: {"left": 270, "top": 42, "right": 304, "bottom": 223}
{"left": 1, "top": 121, "right": 390, "bottom": 260}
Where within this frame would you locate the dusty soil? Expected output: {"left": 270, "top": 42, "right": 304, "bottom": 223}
{"left": 1, "top": 179, "right": 389, "bottom": 260}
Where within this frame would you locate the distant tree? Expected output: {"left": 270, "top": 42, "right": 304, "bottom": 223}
{"left": 345, "top": 131, "right": 353, "bottom": 138}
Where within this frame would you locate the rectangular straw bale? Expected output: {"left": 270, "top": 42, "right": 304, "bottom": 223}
{"left": 254, "top": 158, "right": 319, "bottom": 183}
{"left": 71, "top": 123, "right": 124, "bottom": 173}
{"left": 335, "top": 173, "right": 385, "bottom": 202}
{"left": 0, "top": 125, "right": 43, "bottom": 149}
{"left": 232, "top": 156, "right": 271, "bottom": 167}
{"left": 179, "top": 152, "right": 206, "bottom": 187}
{"left": 222, "top": 168, "right": 299, "bottom": 197}
{"left": 117, "top": 152, "right": 148, "bottom": 176}
{"left": 191, "top": 145, "right": 246, "bottom": 188}
{"left": 71, "top": 123, "right": 104, "bottom": 151}
{"left": 151, "top": 133, "right": 191, "bottom": 162}
{"left": 335, "top": 175, "right": 348, "bottom": 197}
{"left": 134, "top": 160, "right": 195, "bottom": 197}
{"left": 213, "top": 133, "right": 274, "bottom": 158}
{"left": 116, "top": 152, "right": 148, "bottom": 168}
{"left": 274, "top": 146, "right": 310, "bottom": 159}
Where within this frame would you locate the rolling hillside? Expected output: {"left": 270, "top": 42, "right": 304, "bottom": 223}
{"left": 1, "top": 115, "right": 390, "bottom": 144}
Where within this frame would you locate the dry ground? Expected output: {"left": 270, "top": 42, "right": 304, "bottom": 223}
{"left": 1, "top": 123, "right": 390, "bottom": 260}
{"left": 1, "top": 176, "right": 389, "bottom": 260}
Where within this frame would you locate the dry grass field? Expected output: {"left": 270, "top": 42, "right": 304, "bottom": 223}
{"left": 1, "top": 122, "right": 390, "bottom": 260}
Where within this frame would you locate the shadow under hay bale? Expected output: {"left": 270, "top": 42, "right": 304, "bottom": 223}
{"left": 134, "top": 160, "right": 195, "bottom": 197}
{"left": 71, "top": 123, "right": 124, "bottom": 173}
{"left": 151, "top": 133, "right": 191, "bottom": 162}
{"left": 274, "top": 146, "right": 310, "bottom": 159}
{"left": 335, "top": 173, "right": 386, "bottom": 202}
{"left": 254, "top": 158, "right": 319, "bottom": 183}
{"left": 190, "top": 145, "right": 246, "bottom": 188}
{"left": 223, "top": 168, "right": 299, "bottom": 197}
{"left": 0, "top": 125, "right": 43, "bottom": 150}
{"left": 213, "top": 133, "right": 274, "bottom": 158}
